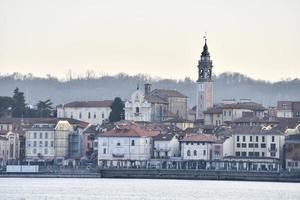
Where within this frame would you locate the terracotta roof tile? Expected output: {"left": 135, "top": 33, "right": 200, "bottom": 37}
{"left": 63, "top": 100, "right": 113, "bottom": 108}
{"left": 181, "top": 134, "right": 217, "bottom": 142}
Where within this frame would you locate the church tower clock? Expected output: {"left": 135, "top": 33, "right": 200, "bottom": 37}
{"left": 196, "top": 37, "right": 214, "bottom": 120}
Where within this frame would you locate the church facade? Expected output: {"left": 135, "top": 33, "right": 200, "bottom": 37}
{"left": 124, "top": 89, "right": 152, "bottom": 122}
{"left": 196, "top": 38, "right": 214, "bottom": 120}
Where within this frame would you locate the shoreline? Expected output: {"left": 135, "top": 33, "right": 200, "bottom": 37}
{"left": 1, "top": 169, "right": 300, "bottom": 183}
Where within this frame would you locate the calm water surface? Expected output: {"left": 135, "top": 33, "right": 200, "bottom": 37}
{"left": 0, "top": 178, "right": 299, "bottom": 200}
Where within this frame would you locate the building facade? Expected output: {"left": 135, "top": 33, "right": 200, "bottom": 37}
{"left": 57, "top": 100, "right": 113, "bottom": 125}
{"left": 25, "top": 123, "right": 55, "bottom": 162}
{"left": 97, "top": 121, "right": 159, "bottom": 167}
{"left": 180, "top": 134, "right": 217, "bottom": 161}
{"left": 125, "top": 89, "right": 152, "bottom": 122}
{"left": 153, "top": 133, "right": 180, "bottom": 158}
{"left": 277, "top": 101, "right": 300, "bottom": 118}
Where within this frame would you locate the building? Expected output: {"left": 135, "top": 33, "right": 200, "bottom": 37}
{"left": 204, "top": 100, "right": 266, "bottom": 126}
{"left": 277, "top": 101, "right": 300, "bottom": 118}
{"left": 25, "top": 123, "right": 55, "bottom": 162}
{"left": 0, "top": 136, "right": 8, "bottom": 166}
{"left": 217, "top": 126, "right": 285, "bottom": 171}
{"left": 284, "top": 134, "right": 300, "bottom": 170}
{"left": 54, "top": 121, "right": 73, "bottom": 161}
{"left": 196, "top": 38, "right": 214, "bottom": 120}
{"left": 124, "top": 88, "right": 152, "bottom": 122}
{"left": 6, "top": 131, "right": 20, "bottom": 163}
{"left": 153, "top": 133, "right": 180, "bottom": 159}
{"left": 180, "top": 134, "right": 217, "bottom": 161}
{"left": 57, "top": 100, "right": 113, "bottom": 125}
{"left": 97, "top": 121, "right": 159, "bottom": 167}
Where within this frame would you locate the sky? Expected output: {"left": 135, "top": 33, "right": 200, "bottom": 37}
{"left": 0, "top": 0, "right": 299, "bottom": 82}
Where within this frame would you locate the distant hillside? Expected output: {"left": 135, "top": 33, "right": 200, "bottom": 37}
{"left": 0, "top": 72, "right": 299, "bottom": 107}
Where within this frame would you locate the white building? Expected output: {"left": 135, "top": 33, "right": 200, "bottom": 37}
{"left": 25, "top": 123, "right": 55, "bottom": 162}
{"left": 153, "top": 133, "right": 180, "bottom": 158}
{"left": 0, "top": 136, "right": 8, "bottom": 166}
{"left": 219, "top": 126, "right": 285, "bottom": 171}
{"left": 6, "top": 131, "right": 20, "bottom": 162}
{"left": 180, "top": 134, "right": 217, "bottom": 160}
{"left": 57, "top": 100, "right": 113, "bottom": 125}
{"left": 97, "top": 121, "right": 159, "bottom": 167}
{"left": 125, "top": 89, "right": 152, "bottom": 122}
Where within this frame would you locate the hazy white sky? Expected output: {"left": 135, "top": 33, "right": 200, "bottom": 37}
{"left": 0, "top": 0, "right": 299, "bottom": 81}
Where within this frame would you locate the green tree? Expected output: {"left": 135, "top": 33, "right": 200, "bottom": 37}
{"left": 0, "top": 96, "right": 13, "bottom": 117}
{"left": 11, "top": 87, "right": 26, "bottom": 117}
{"left": 109, "top": 97, "right": 125, "bottom": 122}
{"left": 36, "top": 99, "right": 53, "bottom": 117}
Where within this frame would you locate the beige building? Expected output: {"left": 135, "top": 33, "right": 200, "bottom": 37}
{"left": 54, "top": 121, "right": 73, "bottom": 159}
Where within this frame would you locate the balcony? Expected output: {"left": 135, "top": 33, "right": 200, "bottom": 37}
{"left": 268, "top": 148, "right": 277, "bottom": 152}
{"left": 112, "top": 153, "right": 125, "bottom": 158}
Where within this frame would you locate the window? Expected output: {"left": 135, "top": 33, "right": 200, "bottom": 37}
{"left": 236, "top": 143, "right": 240, "bottom": 148}
{"left": 44, "top": 149, "right": 48, "bottom": 154}
{"left": 187, "top": 150, "right": 191, "bottom": 156}
{"left": 94, "top": 113, "right": 96, "bottom": 119}
{"left": 250, "top": 136, "right": 252, "bottom": 142}
{"left": 34, "top": 132, "right": 37, "bottom": 139}
{"left": 88, "top": 112, "right": 91, "bottom": 119}
{"left": 203, "top": 150, "right": 206, "bottom": 156}
{"left": 103, "top": 148, "right": 106, "bottom": 154}
{"left": 242, "top": 143, "right": 247, "bottom": 148}
{"left": 223, "top": 111, "right": 226, "bottom": 116}
{"left": 191, "top": 142, "right": 194, "bottom": 145}
{"left": 249, "top": 152, "right": 254, "bottom": 157}
{"left": 254, "top": 152, "right": 259, "bottom": 157}
{"left": 136, "top": 107, "right": 140, "bottom": 113}
{"left": 40, "top": 132, "right": 43, "bottom": 139}
{"left": 45, "top": 141, "right": 48, "bottom": 147}
{"left": 262, "top": 152, "right": 265, "bottom": 157}
{"left": 237, "top": 136, "right": 240, "bottom": 142}
{"left": 262, "top": 136, "right": 265, "bottom": 142}
{"left": 117, "top": 142, "right": 121, "bottom": 146}
{"left": 33, "top": 141, "right": 37, "bottom": 147}
{"left": 241, "top": 152, "right": 247, "bottom": 156}
{"left": 229, "top": 111, "right": 232, "bottom": 116}
{"left": 102, "top": 113, "right": 104, "bottom": 118}
{"left": 193, "top": 150, "right": 197, "bottom": 156}
{"left": 249, "top": 143, "right": 254, "bottom": 148}
{"left": 235, "top": 152, "right": 240, "bottom": 157}
{"left": 27, "top": 141, "right": 31, "bottom": 147}
{"left": 79, "top": 113, "right": 82, "bottom": 119}
{"left": 243, "top": 136, "right": 246, "bottom": 142}
{"left": 261, "top": 143, "right": 266, "bottom": 148}
{"left": 131, "top": 140, "right": 135, "bottom": 146}
{"left": 51, "top": 141, "right": 54, "bottom": 147}
{"left": 256, "top": 136, "right": 259, "bottom": 142}
{"left": 39, "top": 141, "right": 43, "bottom": 147}
{"left": 45, "top": 132, "right": 48, "bottom": 139}
{"left": 271, "top": 143, "right": 276, "bottom": 150}
{"left": 254, "top": 143, "right": 258, "bottom": 148}
{"left": 33, "top": 148, "right": 37, "bottom": 154}
{"left": 272, "top": 136, "right": 275, "bottom": 142}
{"left": 271, "top": 152, "right": 276, "bottom": 157}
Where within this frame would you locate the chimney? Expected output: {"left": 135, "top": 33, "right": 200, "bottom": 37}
{"left": 144, "top": 83, "right": 151, "bottom": 96}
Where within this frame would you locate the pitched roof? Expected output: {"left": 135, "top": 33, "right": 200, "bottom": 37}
{"left": 145, "top": 95, "right": 168, "bottom": 104}
{"left": 153, "top": 133, "right": 176, "bottom": 141}
{"left": 99, "top": 121, "right": 159, "bottom": 137}
{"left": 222, "top": 102, "right": 266, "bottom": 111}
{"left": 181, "top": 134, "right": 217, "bottom": 142}
{"left": 216, "top": 125, "right": 284, "bottom": 136}
{"left": 151, "top": 89, "right": 187, "bottom": 98}
{"left": 203, "top": 106, "right": 222, "bottom": 114}
{"left": 61, "top": 100, "right": 113, "bottom": 108}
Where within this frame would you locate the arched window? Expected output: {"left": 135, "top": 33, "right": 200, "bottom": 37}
{"left": 187, "top": 150, "right": 191, "bottom": 156}
{"left": 88, "top": 112, "right": 91, "bottom": 119}
{"left": 193, "top": 150, "right": 197, "bottom": 156}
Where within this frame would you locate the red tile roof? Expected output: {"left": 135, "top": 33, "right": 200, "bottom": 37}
{"left": 62, "top": 100, "right": 113, "bottom": 108}
{"left": 99, "top": 121, "right": 159, "bottom": 137}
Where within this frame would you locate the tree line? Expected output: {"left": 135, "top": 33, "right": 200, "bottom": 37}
{"left": 0, "top": 88, "right": 55, "bottom": 118}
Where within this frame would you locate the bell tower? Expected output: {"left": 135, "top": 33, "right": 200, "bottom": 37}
{"left": 196, "top": 37, "right": 214, "bottom": 120}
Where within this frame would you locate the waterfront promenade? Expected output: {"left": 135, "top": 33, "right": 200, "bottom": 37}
{"left": 1, "top": 167, "right": 300, "bottom": 182}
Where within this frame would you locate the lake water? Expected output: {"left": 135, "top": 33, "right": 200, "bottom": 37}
{"left": 0, "top": 178, "right": 299, "bottom": 200}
